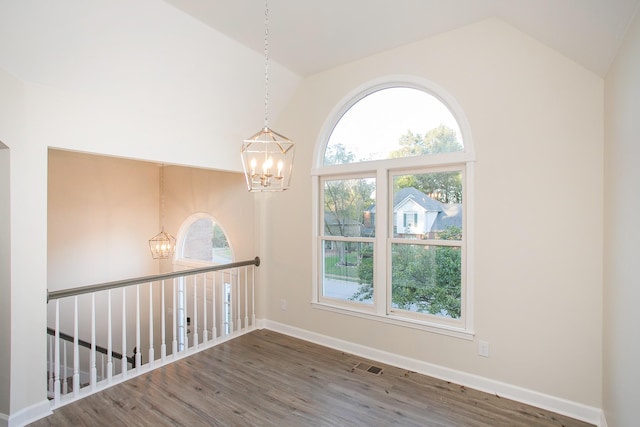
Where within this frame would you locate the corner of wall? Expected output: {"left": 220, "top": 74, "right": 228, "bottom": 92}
{"left": 6, "top": 400, "right": 51, "bottom": 427}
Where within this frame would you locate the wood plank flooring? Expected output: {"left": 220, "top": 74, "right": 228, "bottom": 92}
{"left": 31, "top": 330, "right": 594, "bottom": 427}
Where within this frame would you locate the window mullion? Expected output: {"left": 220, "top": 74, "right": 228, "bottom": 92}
{"left": 374, "top": 166, "right": 388, "bottom": 316}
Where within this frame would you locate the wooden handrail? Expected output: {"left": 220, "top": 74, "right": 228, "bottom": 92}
{"left": 47, "top": 256, "right": 260, "bottom": 302}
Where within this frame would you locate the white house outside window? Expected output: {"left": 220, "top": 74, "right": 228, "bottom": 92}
{"left": 312, "top": 81, "right": 475, "bottom": 338}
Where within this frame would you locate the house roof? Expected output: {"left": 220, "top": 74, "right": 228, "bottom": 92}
{"left": 368, "top": 187, "right": 444, "bottom": 213}
{"left": 433, "top": 204, "right": 463, "bottom": 230}
{"left": 394, "top": 187, "right": 444, "bottom": 212}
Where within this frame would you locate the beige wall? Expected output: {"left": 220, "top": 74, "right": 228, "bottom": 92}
{"left": 603, "top": 9, "right": 640, "bottom": 427}
{"left": 0, "top": 0, "right": 300, "bottom": 174}
{"left": 0, "top": 64, "right": 49, "bottom": 421}
{"left": 0, "top": 67, "right": 23, "bottom": 421}
{"left": 0, "top": 144, "right": 11, "bottom": 418}
{"left": 48, "top": 150, "right": 159, "bottom": 289}
{"left": 269, "top": 18, "right": 603, "bottom": 408}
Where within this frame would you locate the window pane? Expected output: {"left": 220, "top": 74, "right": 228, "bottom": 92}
{"left": 324, "top": 87, "right": 463, "bottom": 165}
{"left": 322, "top": 241, "right": 373, "bottom": 305}
{"left": 323, "top": 177, "right": 375, "bottom": 237}
{"left": 392, "top": 171, "right": 462, "bottom": 240}
{"left": 391, "top": 243, "right": 461, "bottom": 318}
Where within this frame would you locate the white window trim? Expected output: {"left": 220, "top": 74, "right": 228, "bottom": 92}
{"left": 311, "top": 76, "right": 476, "bottom": 340}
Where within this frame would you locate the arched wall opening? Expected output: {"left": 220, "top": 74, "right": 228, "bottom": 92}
{"left": 46, "top": 148, "right": 255, "bottom": 365}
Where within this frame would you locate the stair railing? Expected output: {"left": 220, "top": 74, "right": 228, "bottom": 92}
{"left": 46, "top": 257, "right": 260, "bottom": 407}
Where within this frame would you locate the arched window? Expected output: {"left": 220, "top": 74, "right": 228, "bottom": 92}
{"left": 313, "top": 81, "right": 474, "bottom": 338}
{"left": 176, "top": 214, "right": 233, "bottom": 265}
{"left": 324, "top": 86, "right": 463, "bottom": 165}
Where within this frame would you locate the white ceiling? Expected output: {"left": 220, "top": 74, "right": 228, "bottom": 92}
{"left": 163, "top": 0, "right": 640, "bottom": 77}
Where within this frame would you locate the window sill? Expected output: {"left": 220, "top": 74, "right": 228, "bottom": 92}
{"left": 311, "top": 301, "right": 474, "bottom": 340}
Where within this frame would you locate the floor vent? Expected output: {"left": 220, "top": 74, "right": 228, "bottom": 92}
{"left": 354, "top": 362, "right": 383, "bottom": 376}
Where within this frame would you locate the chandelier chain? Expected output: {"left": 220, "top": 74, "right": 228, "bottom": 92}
{"left": 264, "top": 0, "right": 269, "bottom": 128}
{"left": 160, "top": 164, "right": 165, "bottom": 229}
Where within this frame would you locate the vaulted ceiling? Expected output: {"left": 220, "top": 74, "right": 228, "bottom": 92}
{"left": 163, "top": 0, "right": 640, "bottom": 77}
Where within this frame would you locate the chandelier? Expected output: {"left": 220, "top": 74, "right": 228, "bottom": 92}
{"left": 241, "top": 0, "right": 295, "bottom": 192}
{"left": 148, "top": 164, "right": 176, "bottom": 259}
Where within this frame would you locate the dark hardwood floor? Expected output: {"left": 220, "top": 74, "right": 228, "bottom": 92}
{"left": 31, "top": 330, "right": 594, "bottom": 426}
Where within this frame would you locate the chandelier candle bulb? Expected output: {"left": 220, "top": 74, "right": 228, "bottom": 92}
{"left": 263, "top": 158, "right": 273, "bottom": 174}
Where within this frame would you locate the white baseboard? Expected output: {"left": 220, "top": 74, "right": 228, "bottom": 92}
{"left": 5, "top": 400, "right": 51, "bottom": 427}
{"left": 261, "top": 319, "right": 605, "bottom": 427}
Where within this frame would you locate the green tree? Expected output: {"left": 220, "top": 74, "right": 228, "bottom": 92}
{"left": 391, "top": 125, "right": 462, "bottom": 158}
{"left": 355, "top": 226, "right": 461, "bottom": 318}
{"left": 324, "top": 178, "right": 374, "bottom": 266}
{"left": 324, "top": 142, "right": 356, "bottom": 165}
{"left": 324, "top": 178, "right": 374, "bottom": 238}
{"left": 391, "top": 227, "right": 461, "bottom": 318}
{"left": 323, "top": 144, "right": 374, "bottom": 266}
{"left": 351, "top": 245, "right": 374, "bottom": 301}
{"left": 391, "top": 125, "right": 463, "bottom": 203}
{"left": 211, "top": 224, "right": 229, "bottom": 249}
{"left": 394, "top": 172, "right": 462, "bottom": 204}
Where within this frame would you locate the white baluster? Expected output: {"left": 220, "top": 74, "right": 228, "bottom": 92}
{"left": 183, "top": 279, "right": 189, "bottom": 351}
{"left": 251, "top": 264, "right": 256, "bottom": 327}
{"left": 100, "top": 353, "right": 105, "bottom": 382}
{"left": 221, "top": 273, "right": 225, "bottom": 336}
{"left": 193, "top": 276, "right": 198, "bottom": 350}
{"left": 107, "top": 289, "right": 113, "bottom": 383}
{"left": 161, "top": 280, "right": 167, "bottom": 361}
{"left": 203, "top": 273, "right": 208, "bottom": 344}
{"left": 228, "top": 272, "right": 233, "bottom": 335}
{"left": 62, "top": 341, "right": 68, "bottom": 395}
{"left": 48, "top": 335, "right": 53, "bottom": 396}
{"left": 172, "top": 279, "right": 177, "bottom": 356}
{"left": 73, "top": 296, "right": 80, "bottom": 395}
{"left": 54, "top": 300, "right": 61, "bottom": 402}
{"left": 121, "top": 289, "right": 128, "bottom": 378}
{"left": 244, "top": 266, "right": 249, "bottom": 331}
{"left": 148, "top": 282, "right": 154, "bottom": 368}
{"left": 236, "top": 268, "right": 241, "bottom": 333}
{"left": 90, "top": 293, "right": 97, "bottom": 390}
{"left": 135, "top": 284, "right": 141, "bottom": 370}
{"left": 212, "top": 271, "right": 217, "bottom": 342}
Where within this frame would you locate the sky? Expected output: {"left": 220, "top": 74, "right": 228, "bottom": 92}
{"left": 327, "top": 87, "right": 462, "bottom": 162}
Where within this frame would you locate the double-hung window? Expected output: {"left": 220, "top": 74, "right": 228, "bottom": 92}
{"left": 312, "top": 83, "right": 474, "bottom": 338}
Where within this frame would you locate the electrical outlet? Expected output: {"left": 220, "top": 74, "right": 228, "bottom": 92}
{"left": 478, "top": 340, "right": 490, "bottom": 357}
{"left": 280, "top": 299, "right": 287, "bottom": 311}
